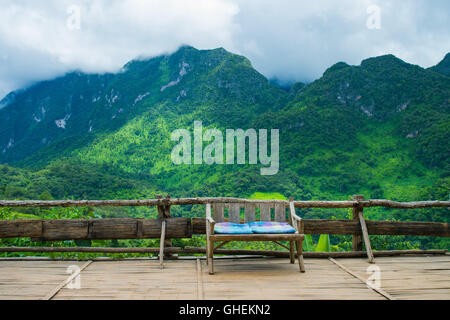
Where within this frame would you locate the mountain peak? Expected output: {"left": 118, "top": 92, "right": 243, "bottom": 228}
{"left": 172, "top": 45, "right": 198, "bottom": 55}
{"left": 429, "top": 52, "right": 450, "bottom": 76}
{"left": 123, "top": 45, "right": 240, "bottom": 72}
{"left": 323, "top": 62, "right": 350, "bottom": 76}
{"left": 358, "top": 54, "right": 426, "bottom": 78}
{"left": 0, "top": 91, "right": 18, "bottom": 109}
{"left": 360, "top": 54, "right": 409, "bottom": 69}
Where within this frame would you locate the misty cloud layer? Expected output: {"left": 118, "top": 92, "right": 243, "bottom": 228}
{"left": 0, "top": 0, "right": 449, "bottom": 99}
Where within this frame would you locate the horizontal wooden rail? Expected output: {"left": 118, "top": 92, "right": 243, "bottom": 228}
{"left": 183, "top": 247, "right": 448, "bottom": 258}
{"left": 0, "top": 247, "right": 182, "bottom": 254}
{"left": 0, "top": 198, "right": 449, "bottom": 209}
{"left": 0, "top": 218, "right": 191, "bottom": 240}
{"left": 0, "top": 217, "right": 448, "bottom": 240}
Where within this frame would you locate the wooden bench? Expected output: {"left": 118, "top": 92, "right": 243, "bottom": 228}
{"left": 205, "top": 199, "right": 305, "bottom": 274}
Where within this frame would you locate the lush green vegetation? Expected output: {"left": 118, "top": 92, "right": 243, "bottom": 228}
{"left": 0, "top": 46, "right": 448, "bottom": 257}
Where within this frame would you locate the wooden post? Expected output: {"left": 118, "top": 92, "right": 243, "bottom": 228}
{"left": 352, "top": 195, "right": 364, "bottom": 251}
{"left": 352, "top": 195, "right": 374, "bottom": 263}
{"left": 157, "top": 195, "right": 176, "bottom": 260}
{"left": 359, "top": 210, "right": 375, "bottom": 263}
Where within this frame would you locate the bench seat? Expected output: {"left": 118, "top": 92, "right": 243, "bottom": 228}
{"left": 210, "top": 233, "right": 304, "bottom": 241}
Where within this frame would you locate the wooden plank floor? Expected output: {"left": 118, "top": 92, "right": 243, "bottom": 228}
{"left": 201, "top": 258, "right": 383, "bottom": 300}
{"left": 0, "top": 256, "right": 448, "bottom": 300}
{"left": 335, "top": 256, "right": 450, "bottom": 300}
{"left": 55, "top": 260, "right": 198, "bottom": 300}
{"left": 0, "top": 261, "right": 85, "bottom": 300}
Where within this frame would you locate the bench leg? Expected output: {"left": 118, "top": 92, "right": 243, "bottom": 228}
{"left": 208, "top": 239, "right": 214, "bottom": 275}
{"left": 159, "top": 220, "right": 166, "bottom": 270}
{"left": 289, "top": 241, "right": 295, "bottom": 264}
{"left": 296, "top": 239, "right": 306, "bottom": 273}
{"left": 159, "top": 246, "right": 164, "bottom": 270}
{"left": 206, "top": 237, "right": 209, "bottom": 266}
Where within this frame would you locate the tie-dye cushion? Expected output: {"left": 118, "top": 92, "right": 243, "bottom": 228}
{"left": 248, "top": 221, "right": 296, "bottom": 234}
{"left": 214, "top": 222, "right": 253, "bottom": 234}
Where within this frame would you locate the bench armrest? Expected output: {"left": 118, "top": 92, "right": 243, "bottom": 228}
{"left": 206, "top": 204, "right": 215, "bottom": 235}
{"left": 291, "top": 212, "right": 302, "bottom": 221}
{"left": 289, "top": 200, "right": 304, "bottom": 233}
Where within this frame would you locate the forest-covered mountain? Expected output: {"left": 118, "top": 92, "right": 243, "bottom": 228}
{"left": 429, "top": 52, "right": 450, "bottom": 76}
{"left": 0, "top": 46, "right": 448, "bottom": 249}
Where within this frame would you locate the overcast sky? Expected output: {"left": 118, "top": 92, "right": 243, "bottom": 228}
{"left": 0, "top": 0, "right": 449, "bottom": 99}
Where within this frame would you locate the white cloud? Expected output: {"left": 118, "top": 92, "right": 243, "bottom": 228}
{"left": 0, "top": 0, "right": 448, "bottom": 99}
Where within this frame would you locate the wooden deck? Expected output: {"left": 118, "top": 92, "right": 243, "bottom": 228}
{"left": 0, "top": 255, "right": 448, "bottom": 300}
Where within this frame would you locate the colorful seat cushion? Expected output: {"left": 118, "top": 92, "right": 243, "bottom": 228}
{"left": 248, "top": 221, "right": 296, "bottom": 234}
{"left": 214, "top": 222, "right": 253, "bottom": 234}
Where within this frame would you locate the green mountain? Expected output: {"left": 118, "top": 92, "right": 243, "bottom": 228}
{"left": 0, "top": 47, "right": 449, "bottom": 249}
{"left": 429, "top": 53, "right": 450, "bottom": 76}
{"left": 0, "top": 46, "right": 284, "bottom": 164}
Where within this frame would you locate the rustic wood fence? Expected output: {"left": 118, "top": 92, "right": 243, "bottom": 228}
{"left": 0, "top": 195, "right": 449, "bottom": 260}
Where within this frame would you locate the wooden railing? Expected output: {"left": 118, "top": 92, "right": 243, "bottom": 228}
{"left": 0, "top": 195, "right": 449, "bottom": 260}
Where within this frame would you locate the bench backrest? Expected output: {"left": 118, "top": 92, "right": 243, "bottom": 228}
{"left": 212, "top": 202, "right": 288, "bottom": 224}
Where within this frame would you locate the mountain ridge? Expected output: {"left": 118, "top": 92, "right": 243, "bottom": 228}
{"left": 2, "top": 49, "right": 448, "bottom": 105}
